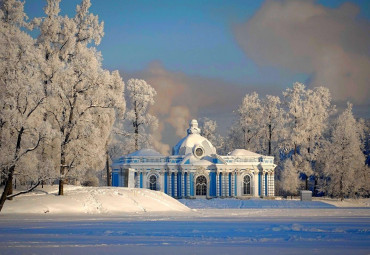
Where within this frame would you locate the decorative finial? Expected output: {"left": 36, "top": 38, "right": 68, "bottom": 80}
{"left": 187, "top": 119, "right": 201, "bottom": 135}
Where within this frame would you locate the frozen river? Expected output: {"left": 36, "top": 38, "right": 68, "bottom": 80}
{"left": 1, "top": 209, "right": 369, "bottom": 255}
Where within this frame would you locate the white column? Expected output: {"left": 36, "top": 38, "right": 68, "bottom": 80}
{"left": 271, "top": 173, "right": 275, "bottom": 196}
{"left": 269, "top": 174, "right": 272, "bottom": 196}
{"left": 143, "top": 172, "right": 147, "bottom": 189}
{"left": 221, "top": 172, "right": 226, "bottom": 197}
{"left": 266, "top": 174, "right": 269, "bottom": 196}
{"left": 261, "top": 172, "right": 265, "bottom": 197}
{"left": 181, "top": 173, "right": 185, "bottom": 197}
{"left": 268, "top": 173, "right": 274, "bottom": 197}
{"left": 169, "top": 172, "right": 172, "bottom": 196}
{"left": 254, "top": 172, "right": 259, "bottom": 197}
{"left": 174, "top": 173, "right": 178, "bottom": 197}
{"left": 221, "top": 173, "right": 224, "bottom": 197}
{"left": 216, "top": 172, "right": 219, "bottom": 197}
{"left": 183, "top": 173, "right": 186, "bottom": 197}
{"left": 187, "top": 173, "right": 190, "bottom": 197}
{"left": 135, "top": 173, "right": 139, "bottom": 188}
{"left": 231, "top": 173, "right": 235, "bottom": 196}
{"left": 160, "top": 171, "right": 164, "bottom": 192}
{"left": 226, "top": 173, "right": 230, "bottom": 197}
{"left": 236, "top": 172, "right": 240, "bottom": 197}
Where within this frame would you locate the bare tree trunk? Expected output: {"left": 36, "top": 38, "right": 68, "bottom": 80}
{"left": 0, "top": 127, "right": 24, "bottom": 212}
{"left": 134, "top": 101, "right": 139, "bottom": 151}
{"left": 305, "top": 175, "right": 308, "bottom": 190}
{"left": 294, "top": 144, "right": 297, "bottom": 155}
{"left": 243, "top": 129, "right": 246, "bottom": 150}
{"left": 134, "top": 124, "right": 138, "bottom": 151}
{"left": 268, "top": 124, "right": 272, "bottom": 156}
{"left": 7, "top": 179, "right": 13, "bottom": 200}
{"left": 313, "top": 176, "right": 318, "bottom": 196}
{"left": 58, "top": 151, "right": 66, "bottom": 196}
{"left": 0, "top": 168, "right": 14, "bottom": 212}
{"left": 58, "top": 179, "right": 64, "bottom": 196}
{"left": 340, "top": 174, "right": 344, "bottom": 201}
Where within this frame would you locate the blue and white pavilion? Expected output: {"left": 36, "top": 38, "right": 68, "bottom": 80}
{"left": 112, "top": 119, "right": 276, "bottom": 198}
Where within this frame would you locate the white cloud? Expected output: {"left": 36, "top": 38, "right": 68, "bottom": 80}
{"left": 234, "top": 0, "right": 370, "bottom": 103}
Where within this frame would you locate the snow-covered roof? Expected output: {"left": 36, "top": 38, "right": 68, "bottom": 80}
{"left": 229, "top": 149, "right": 261, "bottom": 157}
{"left": 172, "top": 119, "right": 216, "bottom": 156}
{"left": 126, "top": 148, "right": 163, "bottom": 157}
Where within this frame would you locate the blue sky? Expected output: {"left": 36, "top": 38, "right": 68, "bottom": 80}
{"left": 24, "top": 0, "right": 369, "bottom": 87}
{"left": 24, "top": 0, "right": 370, "bottom": 148}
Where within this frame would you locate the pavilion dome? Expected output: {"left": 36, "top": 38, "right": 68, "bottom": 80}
{"left": 172, "top": 119, "right": 216, "bottom": 157}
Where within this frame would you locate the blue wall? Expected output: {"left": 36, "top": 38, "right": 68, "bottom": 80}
{"left": 112, "top": 172, "right": 119, "bottom": 187}
{"left": 258, "top": 173, "right": 261, "bottom": 196}
{"left": 190, "top": 173, "right": 194, "bottom": 196}
{"left": 265, "top": 173, "right": 268, "bottom": 196}
{"left": 210, "top": 172, "right": 216, "bottom": 197}
{"left": 177, "top": 172, "right": 182, "bottom": 198}
{"left": 140, "top": 172, "right": 143, "bottom": 188}
{"left": 171, "top": 173, "right": 175, "bottom": 197}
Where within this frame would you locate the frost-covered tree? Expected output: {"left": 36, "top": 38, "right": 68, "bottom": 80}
{"left": 0, "top": 0, "right": 53, "bottom": 211}
{"left": 125, "top": 78, "right": 158, "bottom": 152}
{"left": 260, "top": 95, "right": 285, "bottom": 156}
{"left": 37, "top": 0, "right": 125, "bottom": 195}
{"left": 280, "top": 159, "right": 301, "bottom": 198}
{"left": 199, "top": 117, "right": 224, "bottom": 153}
{"left": 104, "top": 116, "right": 129, "bottom": 186}
{"left": 234, "top": 92, "right": 263, "bottom": 152}
{"left": 282, "top": 83, "right": 309, "bottom": 155}
{"left": 228, "top": 92, "right": 284, "bottom": 157}
{"left": 282, "top": 83, "right": 334, "bottom": 190}
{"left": 321, "top": 103, "right": 367, "bottom": 199}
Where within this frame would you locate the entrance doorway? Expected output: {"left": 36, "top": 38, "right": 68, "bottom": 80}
{"left": 243, "top": 175, "right": 251, "bottom": 195}
{"left": 149, "top": 175, "right": 157, "bottom": 190}
{"left": 196, "top": 175, "right": 207, "bottom": 196}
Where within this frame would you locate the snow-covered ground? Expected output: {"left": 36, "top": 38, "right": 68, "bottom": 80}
{"left": 1, "top": 214, "right": 369, "bottom": 255}
{"left": 1, "top": 186, "right": 369, "bottom": 255}
{"left": 180, "top": 197, "right": 337, "bottom": 209}
{"left": 313, "top": 197, "right": 370, "bottom": 207}
{"left": 1, "top": 185, "right": 190, "bottom": 215}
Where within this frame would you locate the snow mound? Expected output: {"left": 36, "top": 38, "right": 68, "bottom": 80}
{"left": 2, "top": 185, "right": 190, "bottom": 215}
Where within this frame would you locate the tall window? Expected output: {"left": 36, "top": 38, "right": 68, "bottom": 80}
{"left": 196, "top": 176, "right": 207, "bottom": 196}
{"left": 149, "top": 175, "right": 157, "bottom": 190}
{"left": 243, "top": 175, "right": 251, "bottom": 195}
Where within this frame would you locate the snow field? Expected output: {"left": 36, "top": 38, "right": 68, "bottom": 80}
{"left": 1, "top": 186, "right": 369, "bottom": 254}
{"left": 179, "top": 198, "right": 336, "bottom": 209}
{"left": 1, "top": 185, "right": 190, "bottom": 215}
{"left": 0, "top": 217, "right": 369, "bottom": 255}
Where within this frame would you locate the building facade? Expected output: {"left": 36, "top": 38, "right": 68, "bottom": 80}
{"left": 112, "top": 119, "right": 276, "bottom": 198}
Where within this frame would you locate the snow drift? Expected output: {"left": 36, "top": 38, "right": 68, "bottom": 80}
{"left": 1, "top": 185, "right": 190, "bottom": 215}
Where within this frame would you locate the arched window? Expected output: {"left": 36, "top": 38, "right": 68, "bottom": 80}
{"left": 243, "top": 175, "right": 251, "bottom": 195}
{"left": 149, "top": 175, "right": 157, "bottom": 190}
{"left": 196, "top": 175, "right": 207, "bottom": 196}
